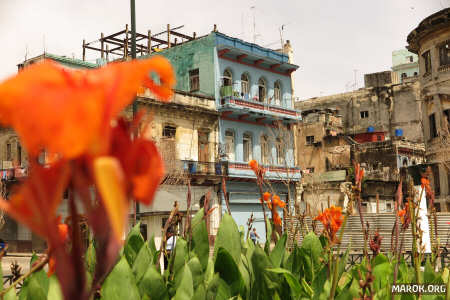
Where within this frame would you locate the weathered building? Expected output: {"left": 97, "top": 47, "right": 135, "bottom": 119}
{"left": 354, "top": 139, "right": 425, "bottom": 213}
{"left": 392, "top": 49, "right": 419, "bottom": 83}
{"left": 295, "top": 80, "right": 423, "bottom": 143}
{"left": 295, "top": 109, "right": 351, "bottom": 213}
{"left": 407, "top": 7, "right": 450, "bottom": 212}
{"left": 141, "top": 30, "right": 301, "bottom": 241}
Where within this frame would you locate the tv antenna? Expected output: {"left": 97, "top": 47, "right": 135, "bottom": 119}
{"left": 250, "top": 6, "right": 259, "bottom": 43}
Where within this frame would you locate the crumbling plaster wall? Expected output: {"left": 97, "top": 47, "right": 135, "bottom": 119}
{"left": 295, "top": 82, "right": 423, "bottom": 142}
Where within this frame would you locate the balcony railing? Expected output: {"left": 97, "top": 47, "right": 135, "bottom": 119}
{"left": 181, "top": 160, "right": 225, "bottom": 176}
{"left": 226, "top": 162, "right": 301, "bottom": 176}
{"left": 220, "top": 96, "right": 300, "bottom": 117}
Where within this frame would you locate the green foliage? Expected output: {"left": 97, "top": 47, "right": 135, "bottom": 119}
{"left": 11, "top": 210, "right": 450, "bottom": 299}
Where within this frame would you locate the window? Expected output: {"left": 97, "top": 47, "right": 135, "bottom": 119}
{"left": 386, "top": 203, "right": 392, "bottom": 212}
{"left": 140, "top": 224, "right": 148, "bottom": 241}
{"left": 306, "top": 167, "right": 314, "bottom": 174}
{"left": 225, "top": 130, "right": 235, "bottom": 161}
{"left": 376, "top": 135, "right": 382, "bottom": 141}
{"left": 260, "top": 135, "right": 269, "bottom": 165}
{"left": 431, "top": 164, "right": 440, "bottom": 196}
{"left": 360, "top": 111, "right": 369, "bottom": 119}
{"left": 402, "top": 158, "right": 408, "bottom": 166}
{"left": 434, "top": 202, "right": 441, "bottom": 212}
{"left": 189, "top": 69, "right": 200, "bottom": 92}
{"left": 273, "top": 81, "right": 281, "bottom": 106}
{"left": 276, "top": 138, "right": 285, "bottom": 165}
{"left": 243, "top": 133, "right": 252, "bottom": 162}
{"left": 6, "top": 143, "right": 11, "bottom": 161}
{"left": 241, "top": 73, "right": 250, "bottom": 98}
{"left": 443, "top": 109, "right": 450, "bottom": 133}
{"left": 17, "top": 144, "right": 21, "bottom": 166}
{"left": 429, "top": 113, "right": 438, "bottom": 138}
{"left": 401, "top": 73, "right": 407, "bottom": 79}
{"left": 438, "top": 41, "right": 450, "bottom": 67}
{"left": 306, "top": 135, "right": 315, "bottom": 145}
{"left": 258, "top": 78, "right": 266, "bottom": 103}
{"left": 163, "top": 125, "right": 176, "bottom": 139}
{"left": 223, "top": 69, "right": 232, "bottom": 87}
{"left": 408, "top": 56, "right": 414, "bottom": 63}
{"left": 422, "top": 51, "right": 432, "bottom": 75}
{"left": 414, "top": 72, "right": 418, "bottom": 76}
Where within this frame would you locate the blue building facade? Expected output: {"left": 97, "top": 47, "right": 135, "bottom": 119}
{"left": 214, "top": 33, "right": 301, "bottom": 241}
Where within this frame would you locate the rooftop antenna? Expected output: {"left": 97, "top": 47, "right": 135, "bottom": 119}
{"left": 24, "top": 45, "right": 28, "bottom": 61}
{"left": 43, "top": 35, "right": 46, "bottom": 54}
{"left": 279, "top": 24, "right": 286, "bottom": 50}
{"left": 353, "top": 69, "right": 358, "bottom": 90}
{"left": 250, "top": 6, "right": 259, "bottom": 43}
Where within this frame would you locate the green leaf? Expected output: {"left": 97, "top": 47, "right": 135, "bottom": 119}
{"left": 132, "top": 244, "right": 153, "bottom": 283}
{"left": 174, "top": 264, "right": 194, "bottom": 300}
{"left": 138, "top": 266, "right": 169, "bottom": 300}
{"left": 312, "top": 266, "right": 328, "bottom": 299}
{"left": 204, "top": 257, "right": 215, "bottom": 285}
{"left": 269, "top": 233, "right": 287, "bottom": 267}
{"left": 267, "top": 268, "right": 303, "bottom": 299}
{"left": 372, "top": 262, "right": 392, "bottom": 292}
{"left": 47, "top": 276, "right": 63, "bottom": 300}
{"left": 187, "top": 256, "right": 204, "bottom": 290}
{"left": 206, "top": 274, "right": 231, "bottom": 300}
{"left": 191, "top": 209, "right": 210, "bottom": 271}
{"left": 214, "top": 214, "right": 241, "bottom": 265}
{"left": 215, "top": 247, "right": 243, "bottom": 296}
{"left": 173, "top": 238, "right": 188, "bottom": 277}
{"left": 124, "top": 222, "right": 145, "bottom": 266}
{"left": 4, "top": 288, "right": 18, "bottom": 300}
{"left": 264, "top": 218, "right": 272, "bottom": 254}
{"left": 26, "top": 275, "right": 47, "bottom": 300}
{"left": 372, "top": 253, "right": 389, "bottom": 266}
{"left": 193, "top": 284, "right": 206, "bottom": 300}
{"left": 301, "top": 232, "right": 322, "bottom": 268}
{"left": 85, "top": 241, "right": 96, "bottom": 275}
{"left": 101, "top": 256, "right": 140, "bottom": 300}
{"left": 251, "top": 246, "right": 280, "bottom": 298}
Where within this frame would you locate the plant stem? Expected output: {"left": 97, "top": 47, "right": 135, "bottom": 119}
{"left": 256, "top": 180, "right": 269, "bottom": 242}
{"left": 407, "top": 194, "right": 421, "bottom": 286}
{"left": 329, "top": 254, "right": 339, "bottom": 300}
{"left": 0, "top": 256, "right": 49, "bottom": 296}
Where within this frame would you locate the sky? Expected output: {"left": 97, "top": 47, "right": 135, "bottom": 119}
{"left": 0, "top": 0, "right": 447, "bottom": 100}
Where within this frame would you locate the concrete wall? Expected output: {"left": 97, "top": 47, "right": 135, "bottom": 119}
{"left": 148, "top": 34, "right": 216, "bottom": 98}
{"left": 295, "top": 81, "right": 423, "bottom": 143}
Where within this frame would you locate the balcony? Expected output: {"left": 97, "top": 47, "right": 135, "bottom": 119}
{"left": 224, "top": 161, "right": 301, "bottom": 181}
{"left": 219, "top": 94, "right": 301, "bottom": 124}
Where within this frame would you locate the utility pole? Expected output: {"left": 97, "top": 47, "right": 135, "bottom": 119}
{"left": 130, "top": 0, "right": 139, "bottom": 225}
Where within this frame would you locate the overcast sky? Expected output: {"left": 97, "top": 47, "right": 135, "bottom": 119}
{"left": 0, "top": 0, "right": 447, "bottom": 99}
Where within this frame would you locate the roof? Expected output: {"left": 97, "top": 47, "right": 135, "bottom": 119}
{"left": 407, "top": 8, "right": 450, "bottom": 53}
{"left": 18, "top": 53, "right": 98, "bottom": 69}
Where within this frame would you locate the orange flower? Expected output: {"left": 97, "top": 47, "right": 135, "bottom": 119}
{"left": 314, "top": 205, "right": 344, "bottom": 242}
{"left": 263, "top": 192, "right": 271, "bottom": 202}
{"left": 0, "top": 161, "right": 70, "bottom": 240}
{"left": 0, "top": 56, "right": 174, "bottom": 159}
{"left": 272, "top": 195, "right": 286, "bottom": 208}
{"left": 48, "top": 223, "right": 69, "bottom": 277}
{"left": 273, "top": 212, "right": 282, "bottom": 226}
{"left": 421, "top": 178, "right": 430, "bottom": 188}
{"left": 249, "top": 160, "right": 259, "bottom": 172}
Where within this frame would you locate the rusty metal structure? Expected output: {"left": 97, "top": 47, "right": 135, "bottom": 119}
{"left": 82, "top": 24, "right": 197, "bottom": 61}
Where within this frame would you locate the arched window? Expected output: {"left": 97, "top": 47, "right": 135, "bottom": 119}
{"left": 223, "top": 69, "right": 233, "bottom": 87}
{"left": 260, "top": 135, "right": 269, "bottom": 165}
{"left": 225, "top": 130, "right": 235, "bottom": 161}
{"left": 241, "top": 73, "right": 250, "bottom": 99}
{"left": 243, "top": 133, "right": 252, "bottom": 162}
{"left": 258, "top": 77, "right": 266, "bottom": 103}
{"left": 274, "top": 81, "right": 281, "bottom": 105}
{"left": 276, "top": 138, "right": 285, "bottom": 165}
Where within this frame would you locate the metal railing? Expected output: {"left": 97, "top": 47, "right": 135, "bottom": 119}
{"left": 220, "top": 94, "right": 300, "bottom": 117}
{"left": 181, "top": 160, "right": 225, "bottom": 176}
